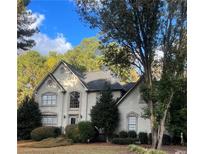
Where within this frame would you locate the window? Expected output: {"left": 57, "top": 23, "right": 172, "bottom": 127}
{"left": 70, "top": 91, "right": 80, "bottom": 108}
{"left": 71, "top": 118, "right": 76, "bottom": 124}
{"left": 47, "top": 79, "right": 53, "bottom": 86}
{"left": 42, "top": 93, "right": 57, "bottom": 106}
{"left": 42, "top": 115, "right": 57, "bottom": 126}
{"left": 60, "top": 66, "right": 65, "bottom": 74}
{"left": 128, "top": 116, "right": 137, "bottom": 131}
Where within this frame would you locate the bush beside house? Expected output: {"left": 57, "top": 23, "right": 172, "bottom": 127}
{"left": 17, "top": 96, "right": 42, "bottom": 140}
{"left": 31, "top": 126, "right": 61, "bottom": 141}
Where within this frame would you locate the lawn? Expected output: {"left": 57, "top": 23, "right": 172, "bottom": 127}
{"left": 17, "top": 141, "right": 187, "bottom": 154}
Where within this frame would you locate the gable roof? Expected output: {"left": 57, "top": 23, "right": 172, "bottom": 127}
{"left": 116, "top": 77, "right": 143, "bottom": 105}
{"left": 34, "top": 73, "right": 66, "bottom": 93}
{"left": 34, "top": 59, "right": 138, "bottom": 93}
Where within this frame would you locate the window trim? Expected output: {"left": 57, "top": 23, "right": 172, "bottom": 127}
{"left": 41, "top": 114, "right": 58, "bottom": 126}
{"left": 41, "top": 92, "right": 57, "bottom": 107}
{"left": 127, "top": 112, "right": 138, "bottom": 132}
{"left": 69, "top": 91, "right": 81, "bottom": 109}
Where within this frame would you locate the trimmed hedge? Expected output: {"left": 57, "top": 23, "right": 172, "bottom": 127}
{"left": 119, "top": 131, "right": 128, "bottom": 138}
{"left": 138, "top": 132, "right": 148, "bottom": 144}
{"left": 31, "top": 126, "right": 61, "bottom": 141}
{"left": 65, "top": 125, "right": 80, "bottom": 143}
{"left": 128, "top": 131, "right": 137, "bottom": 138}
{"left": 78, "top": 121, "right": 96, "bottom": 143}
{"left": 162, "top": 134, "right": 171, "bottom": 145}
{"left": 112, "top": 138, "right": 138, "bottom": 145}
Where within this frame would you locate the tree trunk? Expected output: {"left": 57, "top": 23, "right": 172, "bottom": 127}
{"left": 106, "top": 136, "right": 109, "bottom": 143}
{"left": 156, "top": 91, "right": 174, "bottom": 149}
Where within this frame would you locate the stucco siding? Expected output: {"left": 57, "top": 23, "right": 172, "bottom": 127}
{"left": 86, "top": 91, "right": 122, "bottom": 121}
{"left": 116, "top": 86, "right": 151, "bottom": 133}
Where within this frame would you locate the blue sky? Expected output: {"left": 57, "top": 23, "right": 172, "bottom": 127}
{"left": 27, "top": 0, "right": 99, "bottom": 54}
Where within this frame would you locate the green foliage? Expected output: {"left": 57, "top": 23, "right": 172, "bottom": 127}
{"left": 17, "top": 96, "right": 42, "bottom": 140}
{"left": 31, "top": 126, "right": 61, "bottom": 141}
{"left": 128, "top": 131, "right": 137, "bottom": 138}
{"left": 17, "top": 0, "right": 37, "bottom": 51}
{"left": 112, "top": 138, "right": 138, "bottom": 145}
{"left": 138, "top": 132, "right": 148, "bottom": 144}
{"left": 78, "top": 121, "right": 96, "bottom": 143}
{"left": 119, "top": 131, "right": 128, "bottom": 138}
{"left": 90, "top": 83, "right": 119, "bottom": 139}
{"left": 65, "top": 125, "right": 80, "bottom": 143}
{"left": 162, "top": 134, "right": 171, "bottom": 145}
{"left": 17, "top": 51, "right": 46, "bottom": 105}
{"left": 128, "top": 145, "right": 167, "bottom": 154}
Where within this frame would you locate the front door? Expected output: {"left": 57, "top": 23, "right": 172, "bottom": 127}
{"left": 69, "top": 115, "right": 78, "bottom": 125}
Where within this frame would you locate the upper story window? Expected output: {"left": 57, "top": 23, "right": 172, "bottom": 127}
{"left": 41, "top": 92, "right": 57, "bottom": 106}
{"left": 70, "top": 91, "right": 80, "bottom": 108}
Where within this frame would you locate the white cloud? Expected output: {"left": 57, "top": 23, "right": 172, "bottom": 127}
{"left": 31, "top": 33, "right": 73, "bottom": 54}
{"left": 31, "top": 13, "right": 45, "bottom": 29}
{"left": 25, "top": 11, "right": 73, "bottom": 54}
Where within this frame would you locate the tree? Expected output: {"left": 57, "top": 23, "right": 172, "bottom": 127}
{"left": 17, "top": 51, "right": 46, "bottom": 105}
{"left": 90, "top": 83, "right": 119, "bottom": 142}
{"left": 168, "top": 78, "right": 187, "bottom": 144}
{"left": 76, "top": 0, "right": 186, "bottom": 149}
{"left": 17, "top": 0, "right": 38, "bottom": 51}
{"left": 17, "top": 96, "right": 42, "bottom": 140}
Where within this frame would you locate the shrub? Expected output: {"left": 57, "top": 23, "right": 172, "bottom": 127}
{"left": 172, "top": 135, "right": 181, "bottom": 145}
{"left": 78, "top": 121, "right": 96, "bottom": 143}
{"left": 128, "top": 131, "right": 137, "bottom": 138}
{"left": 139, "top": 132, "right": 148, "bottom": 144}
{"left": 112, "top": 138, "right": 138, "bottom": 145}
{"left": 162, "top": 134, "right": 171, "bottom": 145}
{"left": 111, "top": 133, "right": 119, "bottom": 138}
{"left": 147, "top": 149, "right": 167, "bottom": 154}
{"left": 31, "top": 126, "right": 61, "bottom": 141}
{"left": 65, "top": 125, "right": 80, "bottom": 143}
{"left": 128, "top": 145, "right": 167, "bottom": 154}
{"left": 95, "top": 134, "right": 106, "bottom": 142}
{"left": 119, "top": 131, "right": 128, "bottom": 138}
{"left": 17, "top": 96, "right": 42, "bottom": 140}
{"left": 128, "top": 145, "right": 147, "bottom": 153}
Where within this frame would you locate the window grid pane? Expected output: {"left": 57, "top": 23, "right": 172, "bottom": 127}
{"left": 70, "top": 92, "right": 80, "bottom": 108}
{"left": 128, "top": 116, "right": 136, "bottom": 131}
{"left": 42, "top": 115, "right": 57, "bottom": 126}
{"left": 42, "top": 93, "right": 57, "bottom": 106}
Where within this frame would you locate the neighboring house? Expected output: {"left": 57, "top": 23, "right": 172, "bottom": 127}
{"left": 34, "top": 60, "right": 151, "bottom": 133}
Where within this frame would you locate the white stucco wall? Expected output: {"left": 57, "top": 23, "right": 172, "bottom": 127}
{"left": 116, "top": 85, "right": 151, "bottom": 134}
{"left": 35, "top": 63, "right": 88, "bottom": 130}
{"left": 86, "top": 91, "right": 122, "bottom": 121}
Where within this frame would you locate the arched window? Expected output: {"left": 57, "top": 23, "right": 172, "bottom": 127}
{"left": 70, "top": 91, "right": 80, "bottom": 108}
{"left": 42, "top": 92, "right": 57, "bottom": 106}
{"left": 127, "top": 112, "right": 138, "bottom": 131}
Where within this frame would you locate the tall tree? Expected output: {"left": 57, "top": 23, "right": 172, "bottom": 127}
{"left": 17, "top": 96, "right": 42, "bottom": 140}
{"left": 76, "top": 0, "right": 186, "bottom": 149}
{"left": 17, "top": 0, "right": 38, "bottom": 51}
{"left": 90, "top": 83, "right": 119, "bottom": 142}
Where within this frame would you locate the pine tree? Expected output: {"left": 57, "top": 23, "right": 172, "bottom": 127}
{"left": 17, "top": 0, "right": 38, "bottom": 51}
{"left": 17, "top": 96, "right": 42, "bottom": 140}
{"left": 90, "top": 82, "right": 119, "bottom": 142}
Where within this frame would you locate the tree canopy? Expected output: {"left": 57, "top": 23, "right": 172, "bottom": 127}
{"left": 76, "top": 0, "right": 186, "bottom": 149}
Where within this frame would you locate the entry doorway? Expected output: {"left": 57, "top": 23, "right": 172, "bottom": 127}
{"left": 68, "top": 115, "right": 78, "bottom": 125}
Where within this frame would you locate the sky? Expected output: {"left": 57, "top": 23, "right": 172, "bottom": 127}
{"left": 27, "top": 0, "right": 99, "bottom": 55}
